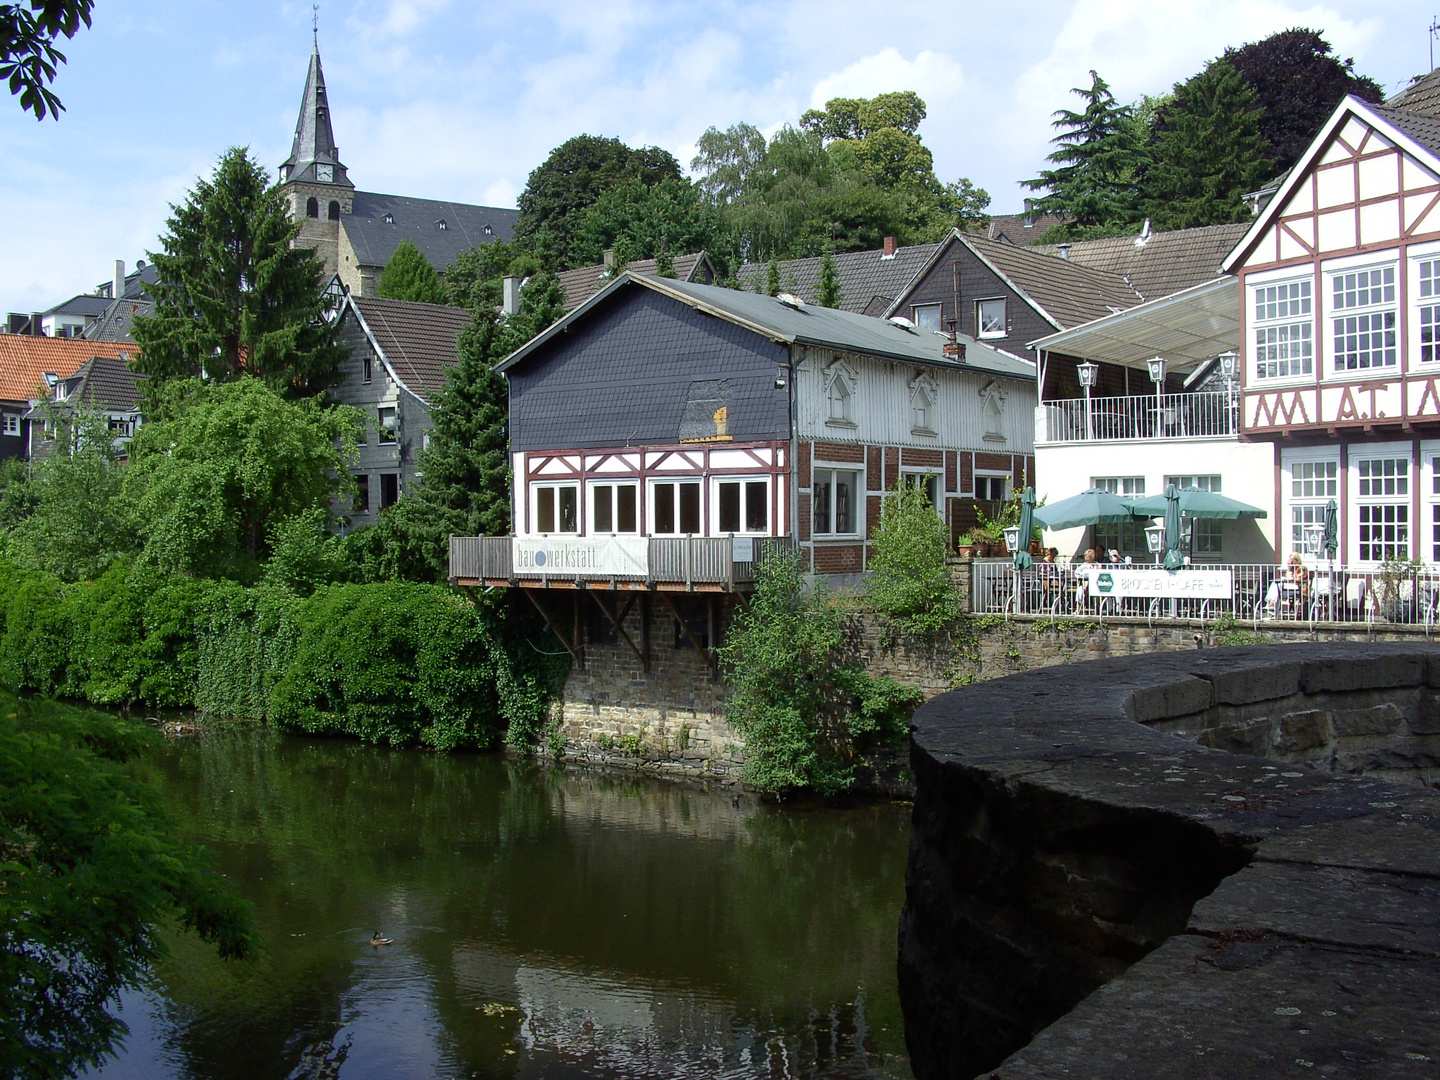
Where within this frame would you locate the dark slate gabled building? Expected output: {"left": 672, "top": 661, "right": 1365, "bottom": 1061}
{"left": 275, "top": 40, "right": 516, "bottom": 296}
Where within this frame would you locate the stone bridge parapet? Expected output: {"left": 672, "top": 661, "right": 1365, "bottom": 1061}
{"left": 899, "top": 642, "right": 1440, "bottom": 1079}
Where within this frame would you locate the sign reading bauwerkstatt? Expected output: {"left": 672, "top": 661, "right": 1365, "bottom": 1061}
{"left": 1082, "top": 567, "right": 1232, "bottom": 600}
{"left": 513, "top": 537, "right": 649, "bottom": 576}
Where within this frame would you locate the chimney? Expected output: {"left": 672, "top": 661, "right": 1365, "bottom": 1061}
{"left": 882, "top": 236, "right": 897, "bottom": 259}
{"left": 113, "top": 260, "right": 125, "bottom": 301}
{"left": 603, "top": 248, "right": 615, "bottom": 270}
{"left": 1057, "top": 243, "right": 1071, "bottom": 261}
{"left": 502, "top": 276, "right": 521, "bottom": 316}
{"left": 31, "top": 312, "right": 43, "bottom": 336}
{"left": 1023, "top": 198, "right": 1035, "bottom": 229}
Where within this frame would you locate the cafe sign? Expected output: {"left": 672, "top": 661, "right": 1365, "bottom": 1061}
{"left": 514, "top": 536, "right": 649, "bottom": 576}
{"left": 1087, "top": 568, "right": 1232, "bottom": 600}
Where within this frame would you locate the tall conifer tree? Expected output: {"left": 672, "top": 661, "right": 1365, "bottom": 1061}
{"left": 377, "top": 240, "right": 448, "bottom": 304}
{"left": 132, "top": 147, "right": 344, "bottom": 397}
{"left": 817, "top": 251, "right": 842, "bottom": 308}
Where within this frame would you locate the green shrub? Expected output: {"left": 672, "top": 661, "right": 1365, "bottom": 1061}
{"left": 720, "top": 549, "right": 920, "bottom": 795}
{"left": 864, "top": 483, "right": 959, "bottom": 635}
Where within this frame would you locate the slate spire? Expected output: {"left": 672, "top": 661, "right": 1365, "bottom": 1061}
{"left": 279, "top": 40, "right": 352, "bottom": 188}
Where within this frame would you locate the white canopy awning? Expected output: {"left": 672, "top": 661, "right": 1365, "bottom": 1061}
{"left": 1028, "top": 276, "right": 1239, "bottom": 374}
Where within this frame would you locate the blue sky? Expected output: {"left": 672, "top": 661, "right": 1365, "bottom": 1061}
{"left": 0, "top": 0, "right": 1428, "bottom": 314}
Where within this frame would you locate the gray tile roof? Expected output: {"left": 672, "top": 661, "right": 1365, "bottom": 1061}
{"left": 1030, "top": 222, "right": 1248, "bottom": 301}
{"left": 67, "top": 355, "right": 144, "bottom": 412}
{"left": 502, "top": 274, "right": 1035, "bottom": 382}
{"left": 342, "top": 191, "right": 518, "bottom": 273}
{"left": 45, "top": 294, "right": 112, "bottom": 318}
{"left": 556, "top": 252, "right": 716, "bottom": 312}
{"left": 734, "top": 243, "right": 942, "bottom": 315}
{"left": 1374, "top": 104, "right": 1440, "bottom": 157}
{"left": 959, "top": 236, "right": 1143, "bottom": 328}
{"left": 1388, "top": 69, "right": 1440, "bottom": 118}
{"left": 979, "top": 211, "right": 1070, "bottom": 245}
{"left": 82, "top": 298, "right": 153, "bottom": 344}
{"left": 347, "top": 295, "right": 472, "bottom": 405}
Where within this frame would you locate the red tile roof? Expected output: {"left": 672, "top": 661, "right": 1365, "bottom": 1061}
{"left": 0, "top": 335, "right": 134, "bottom": 404}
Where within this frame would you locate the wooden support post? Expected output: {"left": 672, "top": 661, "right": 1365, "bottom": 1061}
{"left": 520, "top": 588, "right": 582, "bottom": 665}
{"left": 588, "top": 588, "right": 646, "bottom": 670}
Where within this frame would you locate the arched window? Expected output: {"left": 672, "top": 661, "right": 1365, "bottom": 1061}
{"left": 306, "top": 196, "right": 319, "bottom": 218}
{"left": 328, "top": 200, "right": 340, "bottom": 220}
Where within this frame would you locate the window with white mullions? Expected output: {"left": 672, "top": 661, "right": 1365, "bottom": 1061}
{"left": 975, "top": 474, "right": 1009, "bottom": 501}
{"left": 1430, "top": 456, "right": 1440, "bottom": 563}
{"left": 1419, "top": 259, "right": 1440, "bottom": 363}
{"left": 1286, "top": 458, "right": 1337, "bottom": 558}
{"left": 591, "top": 483, "right": 637, "bottom": 534}
{"left": 1164, "top": 475, "right": 1221, "bottom": 492}
{"left": 813, "top": 468, "right": 860, "bottom": 535}
{"left": 534, "top": 483, "right": 578, "bottom": 534}
{"left": 1252, "top": 279, "right": 1312, "bottom": 380}
{"left": 1355, "top": 457, "right": 1409, "bottom": 562}
{"left": 652, "top": 481, "right": 701, "bottom": 535}
{"left": 1331, "top": 265, "right": 1396, "bottom": 372}
{"left": 715, "top": 477, "right": 769, "bottom": 534}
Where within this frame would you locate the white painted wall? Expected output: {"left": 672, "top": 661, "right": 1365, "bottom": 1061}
{"left": 795, "top": 347, "right": 1036, "bottom": 453}
{"left": 1034, "top": 436, "right": 1276, "bottom": 564}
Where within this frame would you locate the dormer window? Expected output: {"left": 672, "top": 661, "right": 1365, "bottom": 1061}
{"left": 383, "top": 212, "right": 394, "bottom": 224}
{"left": 483, "top": 224, "right": 493, "bottom": 236}
{"left": 436, "top": 219, "right": 447, "bottom": 231}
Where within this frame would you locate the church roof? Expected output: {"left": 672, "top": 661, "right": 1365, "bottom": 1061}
{"left": 279, "top": 43, "right": 352, "bottom": 189}
{"left": 342, "top": 191, "right": 518, "bottom": 272}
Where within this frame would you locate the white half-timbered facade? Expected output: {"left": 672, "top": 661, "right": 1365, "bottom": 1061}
{"left": 1223, "top": 95, "right": 1440, "bottom": 565}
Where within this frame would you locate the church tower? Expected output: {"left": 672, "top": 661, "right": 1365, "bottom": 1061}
{"left": 277, "top": 39, "right": 354, "bottom": 276}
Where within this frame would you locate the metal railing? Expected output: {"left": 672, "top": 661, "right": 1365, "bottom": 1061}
{"left": 1037, "top": 391, "right": 1237, "bottom": 443}
{"left": 449, "top": 535, "right": 795, "bottom": 590}
{"left": 971, "top": 558, "right": 1440, "bottom": 628}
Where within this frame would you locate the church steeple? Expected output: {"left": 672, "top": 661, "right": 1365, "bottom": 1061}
{"left": 278, "top": 41, "right": 352, "bottom": 189}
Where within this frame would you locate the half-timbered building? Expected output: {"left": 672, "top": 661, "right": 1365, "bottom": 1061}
{"left": 1222, "top": 93, "right": 1440, "bottom": 565}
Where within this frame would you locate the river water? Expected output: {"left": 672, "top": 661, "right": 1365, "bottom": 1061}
{"left": 86, "top": 723, "right": 913, "bottom": 1079}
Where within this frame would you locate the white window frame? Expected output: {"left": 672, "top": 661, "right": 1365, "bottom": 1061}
{"left": 531, "top": 482, "right": 579, "bottom": 535}
{"left": 812, "top": 466, "right": 863, "bottom": 538}
{"left": 1349, "top": 444, "right": 1411, "bottom": 565}
{"left": 910, "top": 371, "right": 938, "bottom": 436}
{"left": 1410, "top": 242, "right": 1440, "bottom": 366}
{"left": 649, "top": 478, "right": 702, "bottom": 536}
{"left": 378, "top": 405, "right": 397, "bottom": 443}
{"left": 975, "top": 472, "right": 1010, "bottom": 501}
{"left": 899, "top": 469, "right": 943, "bottom": 517}
{"left": 911, "top": 303, "right": 942, "bottom": 333}
{"left": 1165, "top": 475, "right": 1223, "bottom": 554}
{"left": 1249, "top": 273, "right": 1314, "bottom": 383}
{"left": 1092, "top": 476, "right": 1145, "bottom": 496}
{"left": 1, "top": 413, "right": 18, "bottom": 437}
{"left": 712, "top": 475, "right": 770, "bottom": 535}
{"left": 589, "top": 481, "right": 639, "bottom": 535}
{"left": 1325, "top": 256, "right": 1397, "bottom": 378}
{"left": 823, "top": 359, "right": 857, "bottom": 428}
{"left": 976, "top": 297, "right": 1006, "bottom": 339}
{"left": 1423, "top": 442, "right": 1440, "bottom": 564}
{"left": 1163, "top": 474, "right": 1221, "bottom": 492}
{"left": 1282, "top": 451, "right": 1339, "bottom": 561}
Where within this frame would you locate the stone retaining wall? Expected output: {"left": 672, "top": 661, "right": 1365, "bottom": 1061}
{"left": 899, "top": 643, "right": 1440, "bottom": 1080}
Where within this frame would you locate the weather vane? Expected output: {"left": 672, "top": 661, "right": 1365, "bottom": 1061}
{"left": 312, "top": 4, "right": 320, "bottom": 42}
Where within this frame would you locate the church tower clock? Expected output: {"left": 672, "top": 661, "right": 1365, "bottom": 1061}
{"left": 276, "top": 38, "right": 354, "bottom": 277}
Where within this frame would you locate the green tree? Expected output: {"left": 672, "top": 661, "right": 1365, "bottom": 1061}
{"left": 719, "top": 549, "right": 919, "bottom": 796}
{"left": 2, "top": 408, "right": 139, "bottom": 582}
{"left": 0, "top": 693, "right": 256, "bottom": 1080}
{"left": 1226, "top": 28, "right": 1384, "bottom": 173}
{"left": 817, "top": 251, "right": 842, "bottom": 308}
{"left": 131, "top": 148, "right": 346, "bottom": 397}
{"left": 1143, "top": 59, "right": 1273, "bottom": 230}
{"left": 2, "top": 0, "right": 94, "bottom": 119}
{"left": 571, "top": 176, "right": 721, "bottom": 269}
{"left": 1024, "top": 70, "right": 1149, "bottom": 236}
{"left": 765, "top": 258, "right": 780, "bottom": 296}
{"left": 864, "top": 482, "right": 959, "bottom": 635}
{"left": 377, "top": 240, "right": 448, "bottom": 304}
{"left": 123, "top": 378, "right": 362, "bottom": 581}
{"left": 690, "top": 122, "right": 768, "bottom": 207}
{"left": 514, "top": 135, "right": 683, "bottom": 268}
{"left": 442, "top": 240, "right": 542, "bottom": 310}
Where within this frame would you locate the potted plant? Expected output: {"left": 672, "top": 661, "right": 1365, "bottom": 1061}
{"left": 956, "top": 530, "right": 978, "bottom": 559}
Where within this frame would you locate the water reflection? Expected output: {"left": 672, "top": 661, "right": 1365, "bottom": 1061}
{"left": 87, "top": 724, "right": 911, "bottom": 1079}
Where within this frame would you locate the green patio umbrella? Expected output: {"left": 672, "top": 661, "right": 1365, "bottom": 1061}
{"left": 1127, "top": 489, "right": 1268, "bottom": 519}
{"left": 1322, "top": 498, "right": 1338, "bottom": 559}
{"left": 1013, "top": 487, "right": 1035, "bottom": 570}
{"left": 1031, "top": 488, "right": 1137, "bottom": 532}
{"left": 1161, "top": 483, "right": 1185, "bottom": 570}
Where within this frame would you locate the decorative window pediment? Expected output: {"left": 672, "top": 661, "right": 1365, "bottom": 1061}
{"left": 909, "top": 370, "right": 938, "bottom": 435}
{"left": 824, "top": 358, "right": 858, "bottom": 427}
{"left": 980, "top": 379, "right": 1008, "bottom": 442}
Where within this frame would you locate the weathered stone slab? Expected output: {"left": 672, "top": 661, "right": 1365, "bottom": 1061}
{"left": 1300, "top": 644, "right": 1429, "bottom": 694}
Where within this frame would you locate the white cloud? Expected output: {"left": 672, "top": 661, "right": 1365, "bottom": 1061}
{"left": 809, "top": 48, "right": 964, "bottom": 110}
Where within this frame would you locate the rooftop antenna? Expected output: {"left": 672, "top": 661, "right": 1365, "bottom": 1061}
{"left": 1432, "top": 15, "right": 1439, "bottom": 71}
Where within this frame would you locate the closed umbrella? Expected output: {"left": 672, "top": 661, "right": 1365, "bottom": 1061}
{"left": 1162, "top": 483, "right": 1185, "bottom": 570}
{"left": 1013, "top": 487, "right": 1035, "bottom": 570}
{"left": 1128, "top": 489, "right": 1267, "bottom": 519}
{"left": 1032, "top": 488, "right": 1137, "bottom": 532}
{"left": 1322, "top": 498, "right": 1338, "bottom": 559}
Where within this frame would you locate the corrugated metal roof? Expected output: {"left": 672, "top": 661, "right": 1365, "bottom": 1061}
{"left": 342, "top": 191, "right": 519, "bottom": 272}
{"left": 734, "top": 243, "right": 941, "bottom": 315}
{"left": 1030, "top": 222, "right": 1248, "bottom": 301}
{"left": 501, "top": 274, "right": 1035, "bottom": 381}
{"left": 557, "top": 252, "right": 714, "bottom": 312}
{"left": 347, "top": 295, "right": 472, "bottom": 405}
{"left": 0, "top": 336, "right": 132, "bottom": 403}
{"left": 1029, "top": 276, "right": 1239, "bottom": 372}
